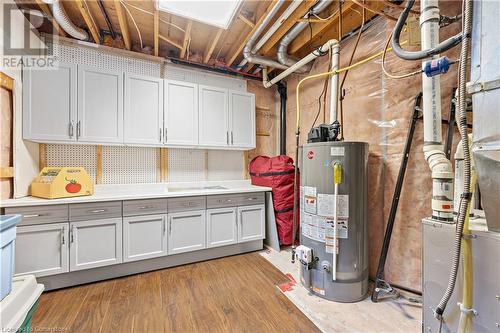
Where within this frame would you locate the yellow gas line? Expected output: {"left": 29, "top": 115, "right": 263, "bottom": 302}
{"left": 295, "top": 40, "right": 409, "bottom": 134}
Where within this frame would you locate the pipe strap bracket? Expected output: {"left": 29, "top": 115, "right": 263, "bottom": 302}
{"left": 457, "top": 303, "right": 478, "bottom": 316}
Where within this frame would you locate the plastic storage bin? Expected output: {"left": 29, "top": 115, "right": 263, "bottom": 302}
{"left": 0, "top": 214, "right": 22, "bottom": 301}
{"left": 0, "top": 275, "right": 44, "bottom": 332}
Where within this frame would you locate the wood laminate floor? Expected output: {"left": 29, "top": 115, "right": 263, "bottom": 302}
{"left": 31, "top": 253, "right": 320, "bottom": 333}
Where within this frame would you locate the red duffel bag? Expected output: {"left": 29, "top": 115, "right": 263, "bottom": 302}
{"left": 249, "top": 155, "right": 299, "bottom": 246}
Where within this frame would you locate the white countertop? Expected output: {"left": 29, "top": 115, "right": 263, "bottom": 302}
{"left": 0, "top": 180, "right": 271, "bottom": 208}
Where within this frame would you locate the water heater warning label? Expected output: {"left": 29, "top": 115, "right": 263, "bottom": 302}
{"left": 301, "top": 214, "right": 348, "bottom": 244}
{"left": 303, "top": 186, "right": 317, "bottom": 214}
{"left": 317, "top": 194, "right": 349, "bottom": 218}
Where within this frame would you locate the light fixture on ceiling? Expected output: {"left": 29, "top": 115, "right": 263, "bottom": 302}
{"left": 156, "top": 0, "right": 242, "bottom": 29}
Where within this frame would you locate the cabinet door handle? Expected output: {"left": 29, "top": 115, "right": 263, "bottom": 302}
{"left": 61, "top": 226, "right": 65, "bottom": 245}
{"left": 71, "top": 225, "right": 76, "bottom": 243}
{"left": 231, "top": 131, "right": 234, "bottom": 145}
{"left": 168, "top": 219, "right": 172, "bottom": 235}
{"left": 226, "top": 131, "right": 229, "bottom": 145}
{"left": 76, "top": 121, "right": 81, "bottom": 139}
{"left": 69, "top": 122, "right": 74, "bottom": 138}
{"left": 162, "top": 217, "right": 166, "bottom": 236}
{"left": 164, "top": 128, "right": 168, "bottom": 142}
{"left": 159, "top": 128, "right": 163, "bottom": 142}
{"left": 90, "top": 209, "right": 106, "bottom": 213}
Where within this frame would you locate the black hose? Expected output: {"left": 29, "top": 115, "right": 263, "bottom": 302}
{"left": 391, "top": 0, "right": 463, "bottom": 61}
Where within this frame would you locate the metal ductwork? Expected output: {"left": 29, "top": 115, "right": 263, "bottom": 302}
{"left": 241, "top": 0, "right": 289, "bottom": 70}
{"left": 43, "top": 0, "right": 89, "bottom": 41}
{"left": 277, "top": 0, "right": 333, "bottom": 71}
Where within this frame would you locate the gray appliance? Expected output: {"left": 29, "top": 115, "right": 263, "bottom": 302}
{"left": 422, "top": 217, "right": 500, "bottom": 332}
{"left": 297, "top": 141, "right": 368, "bottom": 302}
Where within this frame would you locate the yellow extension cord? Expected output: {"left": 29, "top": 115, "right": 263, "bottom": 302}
{"left": 459, "top": 169, "right": 477, "bottom": 333}
{"left": 295, "top": 40, "right": 409, "bottom": 134}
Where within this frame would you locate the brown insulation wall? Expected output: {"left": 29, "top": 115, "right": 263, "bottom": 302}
{"left": 283, "top": 3, "right": 462, "bottom": 291}
{"left": 1, "top": 86, "right": 14, "bottom": 199}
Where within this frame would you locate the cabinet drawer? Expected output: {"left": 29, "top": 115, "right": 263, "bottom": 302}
{"left": 5, "top": 205, "right": 69, "bottom": 225}
{"left": 168, "top": 196, "right": 206, "bottom": 213}
{"left": 69, "top": 201, "right": 122, "bottom": 221}
{"left": 123, "top": 199, "right": 168, "bottom": 217}
{"left": 207, "top": 192, "right": 264, "bottom": 208}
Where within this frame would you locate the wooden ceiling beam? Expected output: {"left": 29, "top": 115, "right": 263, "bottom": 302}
{"left": 159, "top": 34, "right": 183, "bottom": 50}
{"left": 225, "top": 0, "right": 280, "bottom": 67}
{"left": 34, "top": 0, "right": 66, "bottom": 37}
{"left": 113, "top": 0, "right": 131, "bottom": 50}
{"left": 203, "top": 29, "right": 223, "bottom": 64}
{"left": 180, "top": 21, "right": 192, "bottom": 59}
{"left": 153, "top": 7, "right": 159, "bottom": 56}
{"left": 259, "top": 0, "right": 316, "bottom": 56}
{"left": 288, "top": 0, "right": 358, "bottom": 55}
{"left": 74, "top": 0, "right": 101, "bottom": 44}
{"left": 238, "top": 13, "right": 255, "bottom": 28}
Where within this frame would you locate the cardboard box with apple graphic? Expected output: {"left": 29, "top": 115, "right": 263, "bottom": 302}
{"left": 31, "top": 167, "right": 94, "bottom": 199}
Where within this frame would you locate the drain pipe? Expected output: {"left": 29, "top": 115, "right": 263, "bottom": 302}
{"left": 277, "top": 0, "right": 333, "bottom": 71}
{"left": 43, "top": 0, "right": 89, "bottom": 40}
{"left": 277, "top": 82, "right": 287, "bottom": 155}
{"left": 263, "top": 39, "right": 339, "bottom": 88}
{"left": 419, "top": 0, "right": 454, "bottom": 222}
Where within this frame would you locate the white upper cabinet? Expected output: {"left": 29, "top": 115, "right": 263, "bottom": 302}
{"left": 124, "top": 74, "right": 163, "bottom": 146}
{"left": 77, "top": 65, "right": 123, "bottom": 144}
{"left": 198, "top": 85, "right": 229, "bottom": 147}
{"left": 164, "top": 79, "right": 199, "bottom": 146}
{"left": 229, "top": 91, "right": 255, "bottom": 148}
{"left": 23, "top": 63, "right": 77, "bottom": 142}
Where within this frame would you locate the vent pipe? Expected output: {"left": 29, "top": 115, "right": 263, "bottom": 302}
{"left": 43, "top": 0, "right": 89, "bottom": 41}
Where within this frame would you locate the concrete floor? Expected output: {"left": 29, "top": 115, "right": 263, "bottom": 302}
{"left": 259, "top": 247, "right": 422, "bottom": 333}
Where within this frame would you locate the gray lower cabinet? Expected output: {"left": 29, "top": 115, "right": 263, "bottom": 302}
{"left": 69, "top": 218, "right": 123, "bottom": 271}
{"left": 206, "top": 207, "right": 237, "bottom": 248}
{"left": 123, "top": 214, "right": 167, "bottom": 262}
{"left": 238, "top": 205, "right": 265, "bottom": 243}
{"left": 14, "top": 223, "right": 69, "bottom": 277}
{"left": 168, "top": 210, "right": 206, "bottom": 254}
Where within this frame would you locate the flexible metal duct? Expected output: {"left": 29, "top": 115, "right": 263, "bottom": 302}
{"left": 277, "top": 0, "right": 333, "bottom": 69}
{"left": 241, "top": 0, "right": 288, "bottom": 70}
{"left": 43, "top": 0, "right": 89, "bottom": 40}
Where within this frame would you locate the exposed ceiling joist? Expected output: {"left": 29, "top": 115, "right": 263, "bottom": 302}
{"left": 74, "top": 0, "right": 101, "bottom": 44}
{"left": 153, "top": 7, "right": 159, "bottom": 56}
{"left": 113, "top": 0, "right": 131, "bottom": 50}
{"left": 226, "top": 0, "right": 280, "bottom": 67}
{"left": 34, "top": 0, "right": 66, "bottom": 37}
{"left": 159, "top": 34, "right": 183, "bottom": 50}
{"left": 288, "top": 0, "right": 357, "bottom": 55}
{"left": 204, "top": 29, "right": 223, "bottom": 63}
{"left": 238, "top": 13, "right": 255, "bottom": 28}
{"left": 259, "top": 0, "right": 316, "bottom": 56}
{"left": 180, "top": 21, "right": 192, "bottom": 59}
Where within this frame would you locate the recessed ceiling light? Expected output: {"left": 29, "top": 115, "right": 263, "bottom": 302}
{"left": 156, "top": 0, "right": 242, "bottom": 29}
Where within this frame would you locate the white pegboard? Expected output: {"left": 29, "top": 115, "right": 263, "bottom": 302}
{"left": 45, "top": 144, "right": 97, "bottom": 182}
{"left": 165, "top": 63, "right": 246, "bottom": 91}
{"left": 48, "top": 41, "right": 161, "bottom": 78}
{"left": 168, "top": 149, "right": 206, "bottom": 182}
{"left": 207, "top": 151, "right": 244, "bottom": 181}
{"left": 102, "top": 146, "right": 158, "bottom": 184}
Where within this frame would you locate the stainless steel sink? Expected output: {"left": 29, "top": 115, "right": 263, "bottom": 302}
{"left": 167, "top": 186, "right": 227, "bottom": 192}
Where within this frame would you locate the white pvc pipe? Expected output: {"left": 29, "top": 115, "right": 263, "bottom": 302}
{"left": 263, "top": 39, "right": 339, "bottom": 88}
{"left": 420, "top": 0, "right": 454, "bottom": 220}
{"left": 329, "top": 47, "right": 340, "bottom": 123}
